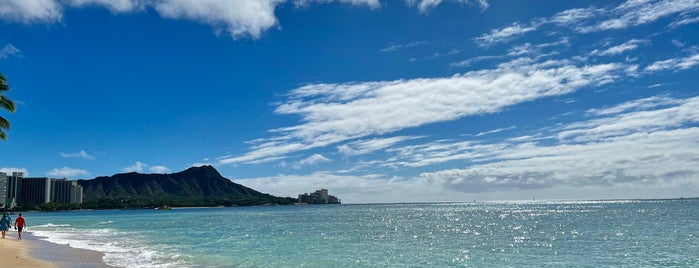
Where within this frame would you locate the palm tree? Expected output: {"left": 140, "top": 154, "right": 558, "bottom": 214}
{"left": 0, "top": 72, "right": 16, "bottom": 140}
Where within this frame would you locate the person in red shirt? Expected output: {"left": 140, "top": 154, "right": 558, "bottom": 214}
{"left": 14, "top": 213, "right": 25, "bottom": 240}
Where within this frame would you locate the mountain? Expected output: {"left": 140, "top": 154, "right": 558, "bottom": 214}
{"left": 77, "top": 165, "right": 294, "bottom": 207}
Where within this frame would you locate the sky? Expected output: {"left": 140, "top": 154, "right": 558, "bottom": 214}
{"left": 1, "top": 0, "right": 698, "bottom": 203}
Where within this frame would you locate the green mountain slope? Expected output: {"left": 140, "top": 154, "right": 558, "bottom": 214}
{"left": 77, "top": 165, "right": 294, "bottom": 207}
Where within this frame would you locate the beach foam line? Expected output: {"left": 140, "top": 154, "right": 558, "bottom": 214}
{"left": 23, "top": 232, "right": 113, "bottom": 267}
{"left": 29, "top": 225, "right": 183, "bottom": 267}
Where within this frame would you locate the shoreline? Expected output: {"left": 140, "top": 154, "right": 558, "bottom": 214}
{"left": 0, "top": 230, "right": 113, "bottom": 268}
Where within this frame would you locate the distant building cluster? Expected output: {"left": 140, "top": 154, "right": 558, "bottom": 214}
{"left": 297, "top": 189, "right": 341, "bottom": 204}
{"left": 0, "top": 172, "right": 83, "bottom": 209}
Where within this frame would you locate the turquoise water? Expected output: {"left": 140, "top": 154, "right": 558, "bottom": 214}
{"left": 26, "top": 199, "right": 698, "bottom": 267}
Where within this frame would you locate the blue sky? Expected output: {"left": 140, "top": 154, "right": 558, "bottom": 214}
{"left": 1, "top": 0, "right": 698, "bottom": 203}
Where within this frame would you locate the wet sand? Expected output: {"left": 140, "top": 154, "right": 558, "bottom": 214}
{"left": 0, "top": 230, "right": 113, "bottom": 267}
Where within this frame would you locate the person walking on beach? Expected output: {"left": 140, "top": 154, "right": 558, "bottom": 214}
{"left": 0, "top": 213, "right": 10, "bottom": 238}
{"left": 14, "top": 213, "right": 25, "bottom": 240}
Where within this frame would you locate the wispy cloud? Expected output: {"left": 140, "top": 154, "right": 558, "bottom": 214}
{"left": 645, "top": 53, "right": 699, "bottom": 72}
{"left": 590, "top": 39, "right": 646, "bottom": 56}
{"left": 473, "top": 23, "right": 538, "bottom": 47}
{"left": 474, "top": 126, "right": 516, "bottom": 137}
{"left": 235, "top": 172, "right": 460, "bottom": 203}
{"left": 0, "top": 44, "right": 21, "bottom": 59}
{"left": 338, "top": 136, "right": 423, "bottom": 156}
{"left": 294, "top": 0, "right": 380, "bottom": 9}
{"left": 669, "top": 14, "right": 699, "bottom": 27}
{"left": 474, "top": 0, "right": 699, "bottom": 47}
{"left": 407, "top": 0, "right": 489, "bottom": 14}
{"left": 65, "top": 0, "right": 147, "bottom": 13}
{"left": 557, "top": 95, "right": 699, "bottom": 142}
{"left": 583, "top": 0, "right": 699, "bottom": 32}
{"left": 220, "top": 57, "right": 624, "bottom": 165}
{"left": 380, "top": 41, "right": 429, "bottom": 52}
{"left": 59, "top": 150, "right": 94, "bottom": 160}
{"left": 381, "top": 94, "right": 699, "bottom": 193}
{"left": 47, "top": 166, "right": 90, "bottom": 177}
{"left": 586, "top": 95, "right": 681, "bottom": 116}
{"left": 449, "top": 55, "right": 503, "bottom": 67}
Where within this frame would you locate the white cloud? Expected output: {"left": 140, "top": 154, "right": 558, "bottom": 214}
{"left": 591, "top": 39, "right": 646, "bottom": 56}
{"left": 65, "top": 0, "right": 146, "bottom": 12}
{"left": 549, "top": 7, "right": 601, "bottom": 26}
{"left": 220, "top": 58, "right": 624, "bottom": 165}
{"left": 0, "top": 0, "right": 355, "bottom": 39}
{"left": 557, "top": 96, "right": 699, "bottom": 142}
{"left": 0, "top": 167, "right": 29, "bottom": 177}
{"left": 473, "top": 23, "right": 537, "bottom": 47}
{"left": 449, "top": 55, "right": 503, "bottom": 67}
{"left": 297, "top": 153, "right": 331, "bottom": 167}
{"left": 474, "top": 126, "right": 516, "bottom": 137}
{"left": 645, "top": 53, "right": 699, "bottom": 72}
{"left": 419, "top": 127, "right": 699, "bottom": 193}
{"left": 368, "top": 94, "right": 699, "bottom": 193}
{"left": 149, "top": 165, "right": 171, "bottom": 174}
{"left": 588, "top": 0, "right": 699, "bottom": 32}
{"left": 669, "top": 15, "right": 699, "bottom": 27}
{"left": 475, "top": 0, "right": 699, "bottom": 46}
{"left": 0, "top": 0, "right": 62, "bottom": 23}
{"left": 380, "top": 41, "right": 429, "bottom": 52}
{"left": 235, "top": 172, "right": 463, "bottom": 203}
{"left": 586, "top": 95, "right": 681, "bottom": 116}
{"left": 59, "top": 150, "right": 94, "bottom": 160}
{"left": 294, "top": 0, "right": 380, "bottom": 9}
{"left": 47, "top": 166, "right": 90, "bottom": 177}
{"left": 338, "top": 136, "right": 422, "bottom": 156}
{"left": 385, "top": 139, "right": 495, "bottom": 168}
{"left": 122, "top": 161, "right": 147, "bottom": 173}
{"left": 406, "top": 0, "right": 489, "bottom": 14}
{"left": 0, "top": 0, "right": 489, "bottom": 39}
{"left": 122, "top": 161, "right": 171, "bottom": 173}
{"left": 232, "top": 92, "right": 699, "bottom": 203}
{"left": 406, "top": 98, "right": 698, "bottom": 196}
{"left": 0, "top": 44, "right": 21, "bottom": 59}
{"left": 154, "top": 0, "right": 282, "bottom": 39}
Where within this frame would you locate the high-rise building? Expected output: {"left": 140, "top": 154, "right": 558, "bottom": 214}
{"left": 0, "top": 172, "right": 7, "bottom": 208}
{"left": 19, "top": 177, "right": 52, "bottom": 204}
{"left": 1, "top": 172, "right": 23, "bottom": 208}
{"left": 3, "top": 176, "right": 84, "bottom": 205}
{"left": 51, "top": 179, "right": 83, "bottom": 204}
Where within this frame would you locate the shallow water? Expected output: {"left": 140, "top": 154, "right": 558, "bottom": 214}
{"left": 26, "top": 199, "right": 699, "bottom": 267}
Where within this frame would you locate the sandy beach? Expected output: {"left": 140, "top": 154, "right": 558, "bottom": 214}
{"left": 0, "top": 232, "right": 56, "bottom": 267}
{"left": 0, "top": 230, "right": 112, "bottom": 268}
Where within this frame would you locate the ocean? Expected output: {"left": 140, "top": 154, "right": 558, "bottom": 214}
{"left": 25, "top": 199, "right": 698, "bottom": 267}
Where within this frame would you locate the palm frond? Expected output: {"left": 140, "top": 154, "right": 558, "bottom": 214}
{"left": 0, "top": 73, "right": 8, "bottom": 91}
{"left": 0, "top": 116, "right": 9, "bottom": 140}
{"left": 0, "top": 116, "right": 9, "bottom": 129}
{"left": 1, "top": 96, "right": 15, "bottom": 113}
